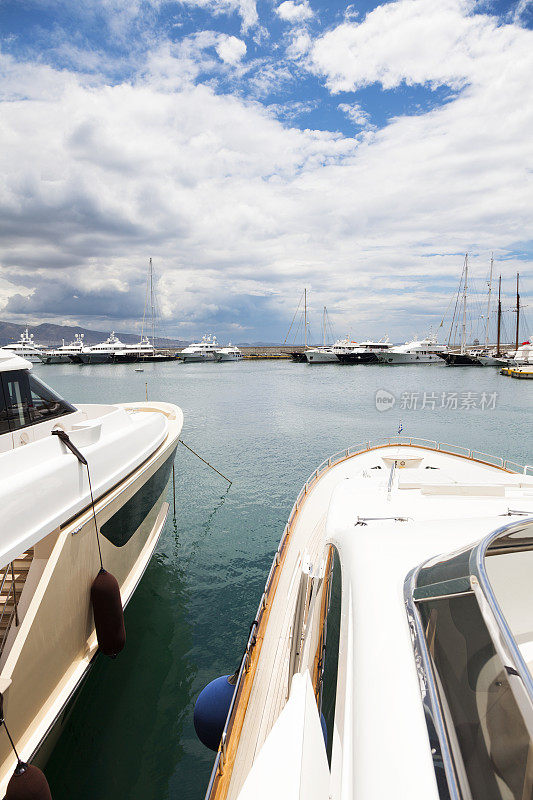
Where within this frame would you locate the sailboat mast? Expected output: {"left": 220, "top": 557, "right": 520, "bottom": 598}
{"left": 461, "top": 253, "right": 468, "bottom": 355}
{"left": 485, "top": 253, "right": 493, "bottom": 349}
{"left": 304, "top": 288, "right": 307, "bottom": 349}
{"left": 150, "top": 257, "right": 155, "bottom": 348}
{"left": 323, "top": 306, "right": 326, "bottom": 347}
{"left": 496, "top": 275, "right": 501, "bottom": 356}
{"left": 515, "top": 272, "right": 520, "bottom": 350}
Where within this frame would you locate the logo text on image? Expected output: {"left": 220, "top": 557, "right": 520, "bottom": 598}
{"left": 375, "top": 389, "right": 396, "bottom": 411}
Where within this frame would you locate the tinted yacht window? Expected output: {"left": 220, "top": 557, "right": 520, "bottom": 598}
{"left": 28, "top": 373, "right": 75, "bottom": 423}
{"left": 0, "top": 371, "right": 75, "bottom": 431}
{"left": 3, "top": 371, "right": 32, "bottom": 430}
{"left": 320, "top": 545, "right": 342, "bottom": 766}
{"left": 0, "top": 380, "right": 9, "bottom": 435}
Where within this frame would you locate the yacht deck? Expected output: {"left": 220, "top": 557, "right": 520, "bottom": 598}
{"left": 213, "top": 441, "right": 533, "bottom": 800}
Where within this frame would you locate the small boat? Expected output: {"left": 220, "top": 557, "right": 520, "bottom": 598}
{"left": 135, "top": 367, "right": 144, "bottom": 372}
{"left": 195, "top": 436, "right": 533, "bottom": 800}
{"left": 0, "top": 347, "right": 183, "bottom": 792}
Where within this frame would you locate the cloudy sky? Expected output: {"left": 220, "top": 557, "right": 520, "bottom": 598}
{"left": 0, "top": 0, "right": 531, "bottom": 343}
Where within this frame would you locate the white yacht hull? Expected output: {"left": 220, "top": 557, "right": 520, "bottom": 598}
{"left": 0, "top": 401, "right": 183, "bottom": 793}
{"left": 305, "top": 350, "right": 339, "bottom": 363}
{"left": 181, "top": 354, "right": 216, "bottom": 362}
{"left": 214, "top": 354, "right": 243, "bottom": 362}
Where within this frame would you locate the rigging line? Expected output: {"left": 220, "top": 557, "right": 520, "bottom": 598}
{"left": 283, "top": 291, "right": 304, "bottom": 345}
{"left": 447, "top": 262, "right": 464, "bottom": 346}
{"left": 141, "top": 258, "right": 150, "bottom": 341}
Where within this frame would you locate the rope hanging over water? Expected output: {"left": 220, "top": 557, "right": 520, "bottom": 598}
{"left": 178, "top": 439, "right": 232, "bottom": 485}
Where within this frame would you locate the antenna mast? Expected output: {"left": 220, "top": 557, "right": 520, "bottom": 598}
{"left": 304, "top": 288, "right": 307, "bottom": 349}
{"left": 461, "top": 253, "right": 468, "bottom": 355}
{"left": 496, "top": 275, "right": 502, "bottom": 356}
{"left": 485, "top": 253, "right": 493, "bottom": 349}
{"left": 150, "top": 258, "right": 155, "bottom": 348}
{"left": 515, "top": 272, "right": 520, "bottom": 350}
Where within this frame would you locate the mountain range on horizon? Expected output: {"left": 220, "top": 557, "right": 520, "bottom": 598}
{"left": 0, "top": 320, "right": 188, "bottom": 348}
{"left": 0, "top": 320, "right": 287, "bottom": 349}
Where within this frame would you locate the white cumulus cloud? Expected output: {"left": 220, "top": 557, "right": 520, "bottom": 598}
{"left": 215, "top": 35, "right": 247, "bottom": 64}
{"left": 276, "top": 0, "right": 314, "bottom": 23}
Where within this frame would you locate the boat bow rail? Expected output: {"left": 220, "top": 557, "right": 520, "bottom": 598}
{"left": 204, "top": 438, "right": 533, "bottom": 800}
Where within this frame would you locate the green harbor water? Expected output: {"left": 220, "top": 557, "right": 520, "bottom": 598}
{"left": 38, "top": 359, "right": 530, "bottom": 800}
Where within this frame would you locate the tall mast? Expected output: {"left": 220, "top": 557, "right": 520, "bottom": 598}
{"left": 515, "top": 272, "right": 520, "bottom": 350}
{"left": 150, "top": 257, "right": 155, "bottom": 347}
{"left": 496, "top": 275, "right": 501, "bottom": 356}
{"left": 304, "top": 288, "right": 307, "bottom": 349}
{"left": 323, "top": 306, "right": 326, "bottom": 347}
{"left": 461, "top": 253, "right": 468, "bottom": 355}
{"left": 484, "top": 253, "right": 493, "bottom": 349}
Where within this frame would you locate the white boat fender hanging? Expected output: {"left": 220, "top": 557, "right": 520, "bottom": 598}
{"left": 0, "top": 692, "right": 52, "bottom": 800}
{"left": 51, "top": 429, "right": 126, "bottom": 658}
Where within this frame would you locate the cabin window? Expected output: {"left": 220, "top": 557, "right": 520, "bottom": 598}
{"left": 100, "top": 453, "right": 174, "bottom": 547}
{"left": 27, "top": 373, "right": 76, "bottom": 423}
{"left": 0, "top": 370, "right": 75, "bottom": 431}
{"left": 0, "top": 380, "right": 9, "bottom": 435}
{"left": 418, "top": 593, "right": 532, "bottom": 799}
{"left": 320, "top": 545, "right": 342, "bottom": 767}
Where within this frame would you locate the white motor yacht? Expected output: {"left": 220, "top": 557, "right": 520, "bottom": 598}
{"left": 2, "top": 329, "right": 43, "bottom": 363}
{"left": 42, "top": 334, "right": 85, "bottom": 364}
{"left": 305, "top": 337, "right": 354, "bottom": 364}
{"left": 0, "top": 348, "right": 183, "bottom": 792}
{"left": 214, "top": 345, "right": 243, "bottom": 362}
{"left": 112, "top": 336, "right": 156, "bottom": 363}
{"left": 196, "top": 437, "right": 533, "bottom": 800}
{"left": 377, "top": 336, "right": 447, "bottom": 364}
{"left": 180, "top": 335, "right": 219, "bottom": 363}
{"left": 336, "top": 337, "right": 394, "bottom": 364}
{"left": 73, "top": 332, "right": 127, "bottom": 364}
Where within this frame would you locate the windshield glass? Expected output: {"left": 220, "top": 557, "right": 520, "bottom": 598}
{"left": 418, "top": 591, "right": 532, "bottom": 799}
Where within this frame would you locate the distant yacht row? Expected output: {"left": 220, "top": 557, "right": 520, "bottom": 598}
{"left": 2, "top": 330, "right": 244, "bottom": 364}
{"left": 301, "top": 334, "right": 533, "bottom": 366}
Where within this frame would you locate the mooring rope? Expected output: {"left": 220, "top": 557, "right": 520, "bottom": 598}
{"left": 52, "top": 429, "right": 104, "bottom": 570}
